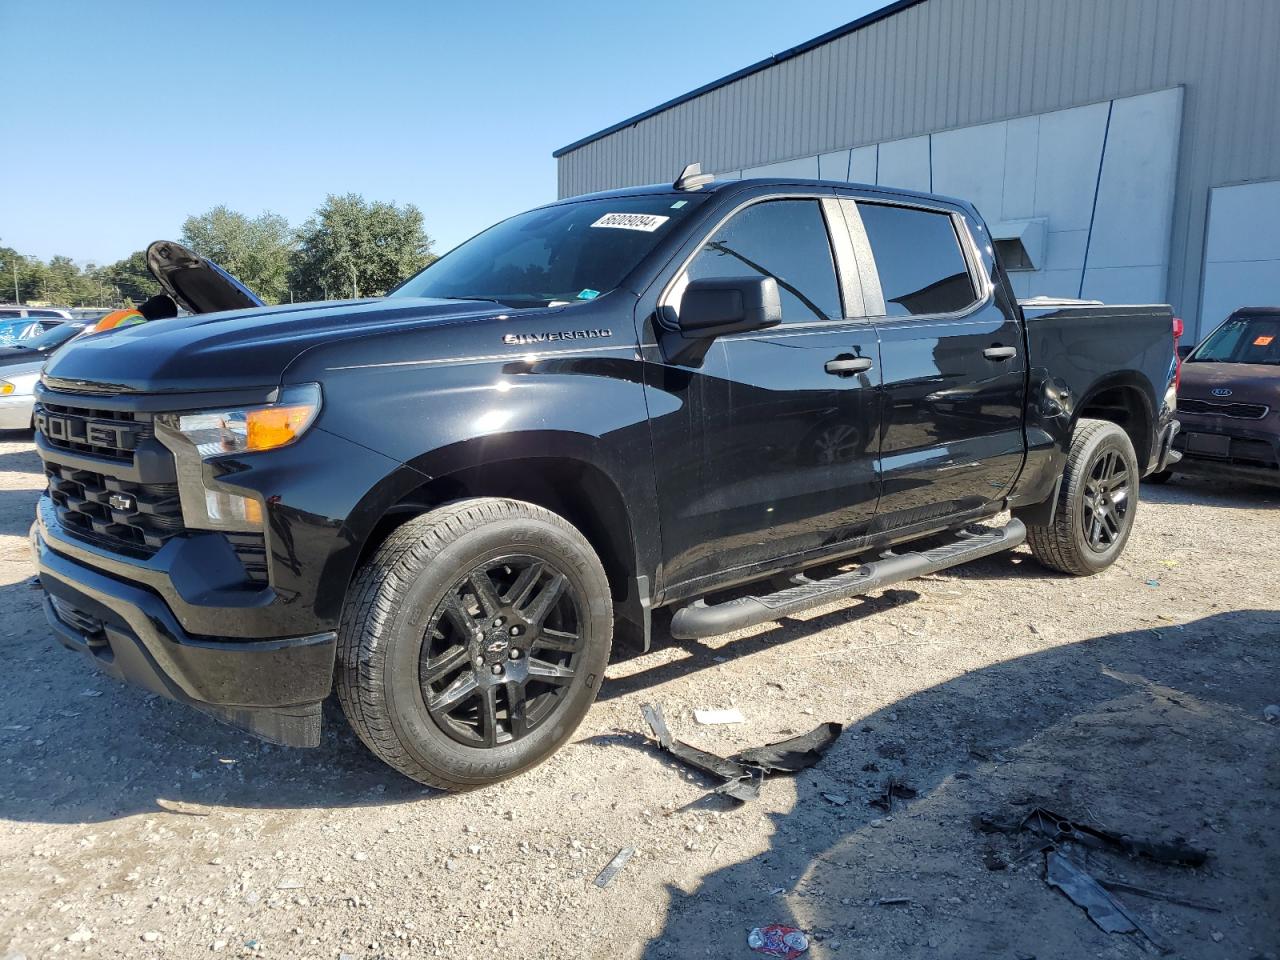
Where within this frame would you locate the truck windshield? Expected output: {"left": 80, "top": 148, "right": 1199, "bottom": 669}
{"left": 1190, "top": 313, "right": 1280, "bottom": 365}
{"left": 390, "top": 195, "right": 706, "bottom": 308}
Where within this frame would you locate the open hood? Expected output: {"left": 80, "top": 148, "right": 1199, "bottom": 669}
{"left": 146, "top": 240, "right": 265, "bottom": 315}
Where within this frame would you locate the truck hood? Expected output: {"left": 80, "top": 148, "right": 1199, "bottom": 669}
{"left": 41, "top": 296, "right": 533, "bottom": 395}
{"left": 146, "top": 240, "right": 265, "bottom": 314}
{"left": 1179, "top": 361, "right": 1279, "bottom": 404}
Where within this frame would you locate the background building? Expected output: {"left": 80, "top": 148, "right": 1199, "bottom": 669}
{"left": 554, "top": 0, "right": 1279, "bottom": 338}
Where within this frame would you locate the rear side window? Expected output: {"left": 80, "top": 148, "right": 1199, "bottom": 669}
{"left": 28, "top": 309, "right": 63, "bottom": 318}
{"left": 857, "top": 203, "right": 976, "bottom": 317}
{"left": 684, "top": 199, "right": 841, "bottom": 323}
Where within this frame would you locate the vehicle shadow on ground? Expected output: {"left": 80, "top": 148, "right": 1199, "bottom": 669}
{"left": 0, "top": 576, "right": 426, "bottom": 824}
{"left": 1141, "top": 475, "right": 1279, "bottom": 509}
{"left": 0, "top": 485, "right": 45, "bottom": 538}
{"left": 631, "top": 609, "right": 1280, "bottom": 960}
{"left": 0, "top": 435, "right": 40, "bottom": 472}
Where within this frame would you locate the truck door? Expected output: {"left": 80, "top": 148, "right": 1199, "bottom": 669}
{"left": 641, "top": 192, "right": 882, "bottom": 596}
{"left": 846, "top": 196, "right": 1026, "bottom": 525}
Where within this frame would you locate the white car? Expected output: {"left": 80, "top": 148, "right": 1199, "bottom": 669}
{"left": 0, "top": 359, "right": 45, "bottom": 430}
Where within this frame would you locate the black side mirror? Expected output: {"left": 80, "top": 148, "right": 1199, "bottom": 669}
{"left": 1177, "top": 344, "right": 1194, "bottom": 360}
{"left": 659, "top": 276, "right": 782, "bottom": 366}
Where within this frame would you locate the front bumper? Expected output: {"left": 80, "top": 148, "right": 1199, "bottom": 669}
{"left": 1170, "top": 413, "right": 1279, "bottom": 486}
{"left": 32, "top": 518, "right": 336, "bottom": 746}
{"left": 0, "top": 393, "right": 34, "bottom": 430}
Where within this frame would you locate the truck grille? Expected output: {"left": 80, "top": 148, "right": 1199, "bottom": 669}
{"left": 36, "top": 395, "right": 269, "bottom": 580}
{"left": 34, "top": 401, "right": 150, "bottom": 462}
{"left": 1178, "top": 398, "right": 1269, "bottom": 420}
{"left": 45, "top": 461, "right": 183, "bottom": 554}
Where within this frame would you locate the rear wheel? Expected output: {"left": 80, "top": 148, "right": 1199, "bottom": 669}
{"left": 336, "top": 498, "right": 613, "bottom": 789}
{"left": 1027, "top": 418, "right": 1139, "bottom": 576}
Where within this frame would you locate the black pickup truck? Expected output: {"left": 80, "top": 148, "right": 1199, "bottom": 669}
{"left": 30, "top": 168, "right": 1181, "bottom": 789}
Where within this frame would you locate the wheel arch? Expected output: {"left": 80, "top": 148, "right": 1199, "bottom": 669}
{"left": 1073, "top": 374, "right": 1155, "bottom": 469}
{"left": 338, "top": 433, "right": 653, "bottom": 648}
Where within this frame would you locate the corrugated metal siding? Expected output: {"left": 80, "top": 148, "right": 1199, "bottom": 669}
{"left": 556, "top": 0, "right": 1280, "bottom": 328}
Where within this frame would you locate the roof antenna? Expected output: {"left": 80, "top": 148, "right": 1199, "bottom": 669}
{"left": 674, "top": 162, "right": 714, "bottom": 191}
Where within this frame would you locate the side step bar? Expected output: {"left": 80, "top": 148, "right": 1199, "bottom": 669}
{"left": 669, "top": 519, "right": 1026, "bottom": 640}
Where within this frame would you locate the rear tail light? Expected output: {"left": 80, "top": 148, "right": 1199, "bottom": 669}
{"left": 1171, "top": 316, "right": 1184, "bottom": 390}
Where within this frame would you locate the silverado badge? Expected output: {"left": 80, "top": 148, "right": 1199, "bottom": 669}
{"left": 502, "top": 329, "right": 612, "bottom": 346}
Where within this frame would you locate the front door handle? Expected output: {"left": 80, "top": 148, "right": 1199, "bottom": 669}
{"left": 825, "top": 356, "right": 873, "bottom": 376}
{"left": 983, "top": 346, "right": 1018, "bottom": 361}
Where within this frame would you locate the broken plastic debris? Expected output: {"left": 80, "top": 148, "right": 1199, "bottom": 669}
{"left": 747, "top": 924, "right": 809, "bottom": 959}
{"left": 1020, "top": 807, "right": 1207, "bottom": 866}
{"left": 593, "top": 847, "right": 635, "bottom": 888}
{"left": 821, "top": 793, "right": 849, "bottom": 806}
{"left": 640, "top": 702, "right": 841, "bottom": 804}
{"left": 694, "top": 707, "right": 745, "bottom": 724}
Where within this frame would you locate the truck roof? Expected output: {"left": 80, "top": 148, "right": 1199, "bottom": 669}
{"left": 549, "top": 176, "right": 969, "bottom": 212}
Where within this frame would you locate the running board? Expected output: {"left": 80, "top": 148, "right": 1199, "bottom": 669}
{"left": 668, "top": 519, "right": 1026, "bottom": 640}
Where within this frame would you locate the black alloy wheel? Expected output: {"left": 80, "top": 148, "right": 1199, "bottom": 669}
{"left": 421, "top": 556, "right": 585, "bottom": 748}
{"left": 1081, "top": 448, "right": 1131, "bottom": 551}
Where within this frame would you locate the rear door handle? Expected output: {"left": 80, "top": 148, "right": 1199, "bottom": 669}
{"left": 983, "top": 346, "right": 1017, "bottom": 361}
{"left": 825, "top": 356, "right": 873, "bottom": 376}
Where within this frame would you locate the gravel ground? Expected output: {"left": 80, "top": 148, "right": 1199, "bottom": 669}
{"left": 1, "top": 431, "right": 1277, "bottom": 960}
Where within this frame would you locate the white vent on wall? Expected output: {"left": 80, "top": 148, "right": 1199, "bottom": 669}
{"left": 992, "top": 218, "right": 1048, "bottom": 272}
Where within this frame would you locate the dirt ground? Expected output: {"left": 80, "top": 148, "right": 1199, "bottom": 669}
{"left": 1, "top": 431, "right": 1277, "bottom": 960}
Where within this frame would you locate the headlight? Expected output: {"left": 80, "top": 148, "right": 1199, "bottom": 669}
{"left": 154, "top": 383, "right": 321, "bottom": 531}
{"left": 0, "top": 381, "right": 13, "bottom": 396}
{"left": 157, "top": 383, "right": 322, "bottom": 458}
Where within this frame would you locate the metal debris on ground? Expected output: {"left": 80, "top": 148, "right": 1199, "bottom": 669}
{"left": 1046, "top": 852, "right": 1170, "bottom": 954}
{"left": 978, "top": 803, "right": 1210, "bottom": 952}
{"left": 876, "top": 897, "right": 913, "bottom": 906}
{"left": 593, "top": 847, "right": 635, "bottom": 888}
{"left": 869, "top": 777, "right": 918, "bottom": 812}
{"left": 694, "top": 707, "right": 745, "bottom": 724}
{"left": 1095, "top": 879, "right": 1221, "bottom": 912}
{"left": 747, "top": 924, "right": 809, "bottom": 959}
{"left": 821, "top": 792, "right": 849, "bottom": 806}
{"left": 639, "top": 702, "right": 842, "bottom": 804}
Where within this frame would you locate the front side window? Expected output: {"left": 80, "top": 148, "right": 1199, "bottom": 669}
{"left": 391, "top": 194, "right": 707, "bottom": 308}
{"left": 1191, "top": 312, "right": 1280, "bottom": 365}
{"left": 680, "top": 199, "right": 841, "bottom": 323}
{"left": 857, "top": 202, "right": 977, "bottom": 317}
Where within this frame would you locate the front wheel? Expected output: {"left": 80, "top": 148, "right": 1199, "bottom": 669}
{"left": 1027, "top": 419, "right": 1140, "bottom": 576}
{"left": 336, "top": 498, "right": 613, "bottom": 790}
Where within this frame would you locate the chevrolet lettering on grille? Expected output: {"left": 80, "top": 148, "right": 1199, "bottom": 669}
{"left": 35, "top": 412, "right": 134, "bottom": 451}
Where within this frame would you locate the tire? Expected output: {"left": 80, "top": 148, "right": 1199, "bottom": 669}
{"left": 335, "top": 498, "right": 613, "bottom": 790}
{"left": 1026, "top": 418, "right": 1140, "bottom": 576}
{"left": 1144, "top": 468, "right": 1174, "bottom": 484}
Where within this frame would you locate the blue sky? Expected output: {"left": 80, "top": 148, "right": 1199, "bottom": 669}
{"left": 2, "top": 0, "right": 879, "bottom": 266}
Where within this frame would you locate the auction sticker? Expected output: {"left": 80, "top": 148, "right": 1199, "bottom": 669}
{"left": 591, "top": 212, "right": 670, "bottom": 232}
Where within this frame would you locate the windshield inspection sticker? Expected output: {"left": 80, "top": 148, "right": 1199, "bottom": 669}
{"left": 591, "top": 212, "right": 670, "bottom": 232}
{"left": 577, "top": 289, "right": 600, "bottom": 300}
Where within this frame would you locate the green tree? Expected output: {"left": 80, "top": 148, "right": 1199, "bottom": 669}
{"left": 98, "top": 250, "right": 160, "bottom": 305}
{"left": 181, "top": 206, "right": 294, "bottom": 304}
{"left": 290, "top": 194, "right": 434, "bottom": 301}
{"left": 0, "top": 244, "right": 48, "bottom": 304}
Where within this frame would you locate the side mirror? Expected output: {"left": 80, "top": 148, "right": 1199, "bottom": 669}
{"left": 1177, "top": 344, "right": 1194, "bottom": 360}
{"left": 659, "top": 276, "right": 782, "bottom": 365}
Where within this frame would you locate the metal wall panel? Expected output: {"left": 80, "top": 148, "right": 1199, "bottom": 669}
{"left": 555, "top": 0, "right": 1280, "bottom": 331}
